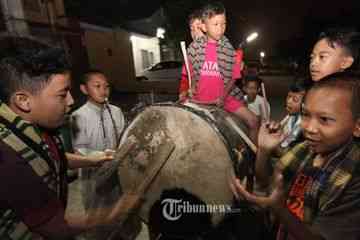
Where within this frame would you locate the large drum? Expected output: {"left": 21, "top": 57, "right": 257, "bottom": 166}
{"left": 116, "top": 102, "right": 255, "bottom": 234}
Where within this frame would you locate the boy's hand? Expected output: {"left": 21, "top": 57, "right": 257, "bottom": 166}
{"left": 229, "top": 173, "right": 285, "bottom": 209}
{"left": 258, "top": 121, "right": 286, "bottom": 152}
{"left": 89, "top": 150, "right": 115, "bottom": 166}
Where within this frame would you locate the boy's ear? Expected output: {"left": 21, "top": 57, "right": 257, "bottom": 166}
{"left": 80, "top": 84, "right": 88, "bottom": 95}
{"left": 353, "top": 119, "right": 360, "bottom": 138}
{"left": 341, "top": 56, "right": 354, "bottom": 70}
{"left": 12, "top": 91, "right": 31, "bottom": 112}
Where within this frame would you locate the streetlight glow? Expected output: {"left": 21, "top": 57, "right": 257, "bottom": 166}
{"left": 260, "top": 51, "right": 265, "bottom": 58}
{"left": 246, "top": 32, "right": 258, "bottom": 43}
{"left": 156, "top": 27, "right": 165, "bottom": 39}
{"left": 130, "top": 35, "right": 137, "bottom": 42}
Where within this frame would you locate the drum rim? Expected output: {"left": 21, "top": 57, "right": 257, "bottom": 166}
{"left": 122, "top": 102, "right": 237, "bottom": 166}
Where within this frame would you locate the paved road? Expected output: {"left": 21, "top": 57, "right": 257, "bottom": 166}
{"left": 261, "top": 74, "right": 294, "bottom": 120}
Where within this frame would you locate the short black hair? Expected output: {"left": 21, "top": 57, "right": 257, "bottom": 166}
{"left": 318, "top": 27, "right": 360, "bottom": 69}
{"left": 244, "top": 75, "right": 262, "bottom": 87}
{"left": 200, "top": 1, "right": 225, "bottom": 21}
{"left": 81, "top": 69, "right": 107, "bottom": 84}
{"left": 289, "top": 79, "right": 307, "bottom": 93}
{"left": 307, "top": 72, "right": 360, "bottom": 120}
{"left": 0, "top": 36, "right": 70, "bottom": 103}
{"left": 188, "top": 9, "right": 202, "bottom": 25}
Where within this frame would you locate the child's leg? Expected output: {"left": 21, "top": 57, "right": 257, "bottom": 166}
{"left": 233, "top": 106, "right": 259, "bottom": 143}
{"left": 224, "top": 96, "right": 259, "bottom": 143}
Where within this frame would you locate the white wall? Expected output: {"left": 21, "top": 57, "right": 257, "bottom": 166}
{"left": 130, "top": 33, "right": 160, "bottom": 76}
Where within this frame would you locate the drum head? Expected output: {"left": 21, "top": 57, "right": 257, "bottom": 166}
{"left": 118, "top": 104, "right": 235, "bottom": 225}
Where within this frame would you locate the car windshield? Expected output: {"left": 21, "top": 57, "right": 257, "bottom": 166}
{"left": 151, "top": 61, "right": 182, "bottom": 71}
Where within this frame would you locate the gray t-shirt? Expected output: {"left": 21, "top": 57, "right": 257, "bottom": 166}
{"left": 71, "top": 101, "right": 125, "bottom": 212}
{"left": 71, "top": 101, "right": 125, "bottom": 151}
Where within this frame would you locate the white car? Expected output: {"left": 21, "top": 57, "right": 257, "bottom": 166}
{"left": 137, "top": 61, "right": 182, "bottom": 82}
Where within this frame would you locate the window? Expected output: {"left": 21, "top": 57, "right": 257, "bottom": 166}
{"left": 149, "top": 52, "right": 154, "bottom": 66}
{"left": 141, "top": 49, "right": 150, "bottom": 70}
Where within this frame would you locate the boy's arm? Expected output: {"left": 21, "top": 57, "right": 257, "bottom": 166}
{"left": 71, "top": 113, "right": 90, "bottom": 150}
{"left": 223, "top": 79, "right": 236, "bottom": 99}
{"left": 271, "top": 204, "right": 325, "bottom": 240}
{"left": 221, "top": 49, "right": 244, "bottom": 102}
{"left": 231, "top": 174, "right": 325, "bottom": 240}
{"left": 255, "top": 147, "right": 273, "bottom": 187}
{"left": 66, "top": 152, "right": 113, "bottom": 169}
{"left": 179, "top": 64, "right": 190, "bottom": 100}
{"left": 34, "top": 192, "right": 141, "bottom": 238}
{"left": 255, "top": 121, "right": 286, "bottom": 187}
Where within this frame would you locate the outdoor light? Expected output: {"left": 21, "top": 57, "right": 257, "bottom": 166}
{"left": 238, "top": 32, "right": 259, "bottom": 48}
{"left": 246, "top": 32, "right": 258, "bottom": 43}
{"left": 156, "top": 27, "right": 165, "bottom": 39}
{"left": 130, "top": 35, "right": 137, "bottom": 42}
{"left": 260, "top": 51, "right": 265, "bottom": 58}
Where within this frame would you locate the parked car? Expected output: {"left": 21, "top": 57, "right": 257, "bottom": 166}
{"left": 137, "top": 61, "right": 182, "bottom": 82}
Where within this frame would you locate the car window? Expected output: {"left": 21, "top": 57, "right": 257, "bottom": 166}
{"left": 162, "top": 62, "right": 172, "bottom": 69}
{"left": 150, "top": 61, "right": 182, "bottom": 71}
{"left": 168, "top": 61, "right": 182, "bottom": 69}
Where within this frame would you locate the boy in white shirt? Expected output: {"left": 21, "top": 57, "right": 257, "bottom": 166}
{"left": 244, "top": 76, "right": 270, "bottom": 122}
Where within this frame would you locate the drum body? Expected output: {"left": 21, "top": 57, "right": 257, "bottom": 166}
{"left": 118, "top": 102, "right": 252, "bottom": 228}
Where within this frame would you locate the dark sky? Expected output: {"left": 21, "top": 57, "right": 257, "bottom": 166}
{"left": 65, "top": 0, "right": 360, "bottom": 58}
{"left": 222, "top": 0, "right": 360, "bottom": 58}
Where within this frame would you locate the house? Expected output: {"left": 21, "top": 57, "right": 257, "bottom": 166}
{"left": 129, "top": 32, "right": 160, "bottom": 77}
{"left": 0, "top": 1, "right": 178, "bottom": 104}
{"left": 0, "top": 0, "right": 89, "bottom": 100}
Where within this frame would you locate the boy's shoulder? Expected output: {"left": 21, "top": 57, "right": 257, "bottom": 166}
{"left": 108, "top": 103, "right": 121, "bottom": 110}
{"left": 72, "top": 103, "right": 88, "bottom": 115}
{"left": 255, "top": 95, "right": 264, "bottom": 101}
{"left": 108, "top": 103, "right": 123, "bottom": 114}
{"left": 71, "top": 102, "right": 96, "bottom": 120}
{"left": 253, "top": 95, "right": 265, "bottom": 105}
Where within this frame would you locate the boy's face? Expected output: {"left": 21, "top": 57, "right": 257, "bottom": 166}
{"left": 286, "top": 91, "right": 305, "bottom": 114}
{"left": 81, "top": 73, "right": 110, "bottom": 106}
{"left": 202, "top": 14, "right": 226, "bottom": 42}
{"left": 29, "top": 73, "right": 73, "bottom": 129}
{"left": 301, "top": 87, "right": 359, "bottom": 155}
{"left": 190, "top": 18, "right": 204, "bottom": 40}
{"left": 244, "top": 81, "right": 259, "bottom": 102}
{"left": 310, "top": 38, "right": 354, "bottom": 81}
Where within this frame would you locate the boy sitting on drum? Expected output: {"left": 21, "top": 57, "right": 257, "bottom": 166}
{"left": 180, "top": 2, "right": 259, "bottom": 142}
{"left": 231, "top": 73, "right": 360, "bottom": 240}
